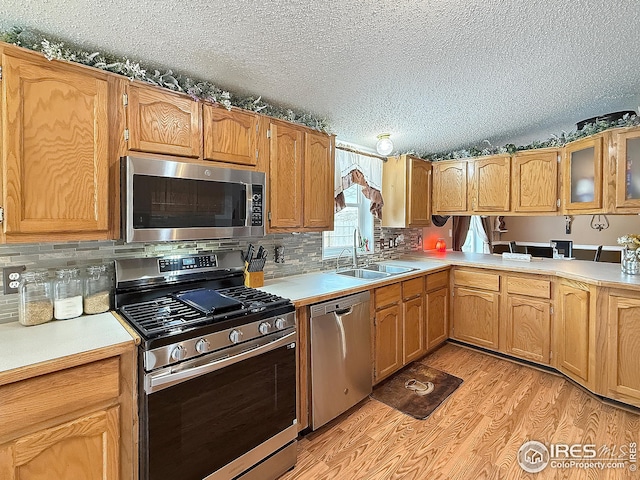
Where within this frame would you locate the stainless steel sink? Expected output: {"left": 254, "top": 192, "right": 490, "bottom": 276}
{"left": 364, "top": 264, "right": 417, "bottom": 274}
{"left": 335, "top": 269, "right": 391, "bottom": 280}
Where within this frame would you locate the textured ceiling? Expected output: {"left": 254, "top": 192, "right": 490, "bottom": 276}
{"left": 2, "top": 1, "right": 640, "bottom": 154}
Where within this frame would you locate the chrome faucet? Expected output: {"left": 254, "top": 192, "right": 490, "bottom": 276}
{"left": 336, "top": 228, "right": 361, "bottom": 271}
{"left": 336, "top": 248, "right": 352, "bottom": 271}
{"left": 352, "top": 228, "right": 360, "bottom": 268}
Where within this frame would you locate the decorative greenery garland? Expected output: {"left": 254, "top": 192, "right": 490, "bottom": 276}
{"left": 420, "top": 114, "right": 640, "bottom": 162}
{"left": 0, "top": 26, "right": 330, "bottom": 132}
{"left": 2, "top": 27, "right": 638, "bottom": 156}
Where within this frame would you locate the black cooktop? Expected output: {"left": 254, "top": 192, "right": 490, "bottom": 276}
{"left": 118, "top": 285, "right": 293, "bottom": 342}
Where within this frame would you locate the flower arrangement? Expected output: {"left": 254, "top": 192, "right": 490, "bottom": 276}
{"left": 617, "top": 235, "right": 640, "bottom": 250}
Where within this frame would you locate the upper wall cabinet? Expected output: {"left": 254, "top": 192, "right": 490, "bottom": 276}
{"left": 125, "top": 83, "right": 201, "bottom": 158}
{"left": 614, "top": 127, "right": 640, "bottom": 210}
{"left": 470, "top": 154, "right": 511, "bottom": 213}
{"left": 432, "top": 160, "right": 467, "bottom": 214}
{"left": 1, "top": 48, "right": 111, "bottom": 242}
{"left": 268, "top": 119, "right": 304, "bottom": 229}
{"left": 512, "top": 148, "right": 559, "bottom": 213}
{"left": 562, "top": 135, "right": 603, "bottom": 213}
{"left": 203, "top": 105, "right": 258, "bottom": 166}
{"left": 382, "top": 154, "right": 432, "bottom": 227}
{"left": 267, "top": 118, "right": 335, "bottom": 232}
{"left": 303, "top": 130, "right": 335, "bottom": 230}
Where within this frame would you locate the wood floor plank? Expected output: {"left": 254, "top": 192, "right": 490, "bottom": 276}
{"left": 280, "top": 344, "right": 640, "bottom": 480}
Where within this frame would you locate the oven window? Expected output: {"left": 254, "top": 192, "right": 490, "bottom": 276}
{"left": 145, "top": 343, "right": 296, "bottom": 480}
{"left": 133, "top": 175, "right": 246, "bottom": 228}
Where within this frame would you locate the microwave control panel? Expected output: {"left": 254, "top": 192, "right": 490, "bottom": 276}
{"left": 251, "top": 185, "right": 263, "bottom": 226}
{"left": 158, "top": 254, "right": 218, "bottom": 273}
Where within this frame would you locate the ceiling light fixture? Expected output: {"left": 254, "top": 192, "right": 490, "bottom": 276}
{"left": 375, "top": 133, "right": 393, "bottom": 156}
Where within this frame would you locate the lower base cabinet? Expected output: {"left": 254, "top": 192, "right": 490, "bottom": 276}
{"left": 374, "top": 303, "right": 403, "bottom": 382}
{"left": 0, "top": 407, "right": 119, "bottom": 480}
{"left": 426, "top": 286, "right": 448, "bottom": 351}
{"left": 452, "top": 286, "right": 500, "bottom": 350}
{"left": 555, "top": 280, "right": 594, "bottom": 388}
{"left": 504, "top": 295, "right": 551, "bottom": 364}
{"left": 605, "top": 290, "right": 640, "bottom": 407}
{"left": 0, "top": 347, "right": 136, "bottom": 480}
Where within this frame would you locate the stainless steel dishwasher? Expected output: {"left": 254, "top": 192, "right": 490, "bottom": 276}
{"left": 310, "top": 290, "right": 371, "bottom": 430}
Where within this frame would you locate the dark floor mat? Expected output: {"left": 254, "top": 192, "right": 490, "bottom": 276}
{"left": 371, "top": 364, "right": 463, "bottom": 420}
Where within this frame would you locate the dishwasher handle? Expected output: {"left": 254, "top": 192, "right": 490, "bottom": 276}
{"left": 334, "top": 307, "right": 353, "bottom": 316}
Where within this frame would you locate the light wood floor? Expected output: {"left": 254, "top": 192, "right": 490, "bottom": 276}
{"left": 281, "top": 343, "right": 640, "bottom": 480}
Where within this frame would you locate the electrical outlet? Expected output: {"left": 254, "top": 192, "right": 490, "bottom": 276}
{"left": 3, "top": 265, "right": 26, "bottom": 294}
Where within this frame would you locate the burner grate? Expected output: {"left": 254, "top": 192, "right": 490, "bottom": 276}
{"left": 120, "top": 297, "right": 206, "bottom": 336}
{"left": 218, "top": 286, "right": 291, "bottom": 311}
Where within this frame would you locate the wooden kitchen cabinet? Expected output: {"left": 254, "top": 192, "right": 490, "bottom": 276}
{"left": 424, "top": 272, "right": 449, "bottom": 354}
{"left": 605, "top": 290, "right": 640, "bottom": 407}
{"left": 614, "top": 127, "right": 640, "bottom": 210}
{"left": 555, "top": 279, "right": 595, "bottom": 388}
{"left": 267, "top": 118, "right": 334, "bottom": 232}
{"left": 432, "top": 160, "right": 468, "bottom": 214}
{"left": 1, "top": 48, "right": 111, "bottom": 242}
{"left": 0, "top": 407, "right": 119, "bottom": 480}
{"left": 203, "top": 105, "right": 258, "bottom": 166}
{"left": 502, "top": 275, "right": 551, "bottom": 364}
{"left": 0, "top": 346, "right": 136, "bottom": 480}
{"left": 382, "top": 155, "right": 432, "bottom": 227}
{"left": 452, "top": 269, "right": 500, "bottom": 350}
{"left": 512, "top": 149, "right": 559, "bottom": 213}
{"left": 374, "top": 303, "right": 403, "bottom": 382}
{"left": 402, "top": 277, "right": 425, "bottom": 364}
{"left": 303, "top": 130, "right": 335, "bottom": 230}
{"left": 373, "top": 279, "right": 428, "bottom": 383}
{"left": 125, "top": 83, "right": 201, "bottom": 158}
{"left": 469, "top": 155, "right": 511, "bottom": 212}
{"left": 562, "top": 135, "right": 603, "bottom": 213}
{"left": 268, "top": 119, "right": 304, "bottom": 229}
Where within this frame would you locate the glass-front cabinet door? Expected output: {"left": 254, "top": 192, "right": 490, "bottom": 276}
{"left": 562, "top": 136, "right": 603, "bottom": 212}
{"left": 616, "top": 128, "right": 640, "bottom": 208}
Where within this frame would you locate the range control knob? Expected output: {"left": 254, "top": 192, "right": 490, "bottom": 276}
{"left": 195, "top": 338, "right": 210, "bottom": 354}
{"left": 259, "top": 322, "right": 271, "bottom": 335}
{"left": 170, "top": 345, "right": 187, "bottom": 362}
{"left": 229, "top": 329, "right": 243, "bottom": 344}
{"left": 275, "top": 318, "right": 287, "bottom": 330}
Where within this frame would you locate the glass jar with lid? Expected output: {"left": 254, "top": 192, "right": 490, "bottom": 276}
{"left": 83, "top": 264, "right": 111, "bottom": 314}
{"left": 53, "top": 267, "right": 83, "bottom": 320}
{"left": 18, "top": 270, "right": 54, "bottom": 326}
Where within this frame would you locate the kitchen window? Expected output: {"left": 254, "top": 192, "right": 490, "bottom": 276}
{"left": 322, "top": 183, "right": 374, "bottom": 259}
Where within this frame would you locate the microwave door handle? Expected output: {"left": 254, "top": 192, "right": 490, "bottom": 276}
{"left": 246, "top": 183, "right": 252, "bottom": 227}
{"left": 145, "top": 332, "right": 296, "bottom": 394}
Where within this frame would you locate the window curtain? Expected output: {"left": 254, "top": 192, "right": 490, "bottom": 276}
{"left": 461, "top": 215, "right": 492, "bottom": 254}
{"left": 452, "top": 216, "right": 470, "bottom": 251}
{"left": 334, "top": 149, "right": 384, "bottom": 218}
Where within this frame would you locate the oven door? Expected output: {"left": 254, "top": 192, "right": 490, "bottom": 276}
{"left": 122, "top": 155, "right": 265, "bottom": 242}
{"left": 140, "top": 332, "right": 297, "bottom": 480}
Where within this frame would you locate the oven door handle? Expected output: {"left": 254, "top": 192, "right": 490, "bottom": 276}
{"left": 145, "top": 331, "right": 296, "bottom": 394}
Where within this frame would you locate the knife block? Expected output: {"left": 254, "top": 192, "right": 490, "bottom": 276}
{"left": 244, "top": 268, "right": 264, "bottom": 288}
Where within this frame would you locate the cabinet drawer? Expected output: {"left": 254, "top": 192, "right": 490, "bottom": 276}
{"left": 454, "top": 269, "right": 500, "bottom": 291}
{"left": 0, "top": 357, "right": 120, "bottom": 439}
{"left": 507, "top": 276, "right": 551, "bottom": 299}
{"left": 375, "top": 283, "right": 402, "bottom": 310}
{"left": 426, "top": 270, "right": 449, "bottom": 291}
{"left": 402, "top": 277, "right": 424, "bottom": 300}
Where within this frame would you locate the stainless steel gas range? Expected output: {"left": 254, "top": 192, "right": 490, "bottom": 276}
{"left": 114, "top": 251, "right": 297, "bottom": 480}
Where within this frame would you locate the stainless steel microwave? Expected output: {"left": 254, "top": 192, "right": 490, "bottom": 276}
{"left": 121, "top": 155, "right": 265, "bottom": 243}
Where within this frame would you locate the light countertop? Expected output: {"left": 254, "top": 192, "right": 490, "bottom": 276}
{"left": 0, "top": 312, "right": 136, "bottom": 376}
{"left": 260, "top": 252, "right": 640, "bottom": 307}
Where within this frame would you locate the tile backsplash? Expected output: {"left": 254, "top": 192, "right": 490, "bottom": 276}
{"left": 0, "top": 222, "right": 422, "bottom": 324}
